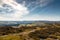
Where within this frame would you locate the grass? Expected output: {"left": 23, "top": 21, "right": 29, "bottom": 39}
{"left": 0, "top": 23, "right": 60, "bottom": 40}
{"left": 0, "top": 35, "right": 24, "bottom": 40}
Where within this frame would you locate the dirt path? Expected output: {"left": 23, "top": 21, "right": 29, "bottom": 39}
{"left": 0, "top": 29, "right": 36, "bottom": 37}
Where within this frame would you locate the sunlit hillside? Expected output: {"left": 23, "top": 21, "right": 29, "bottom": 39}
{"left": 0, "top": 21, "right": 60, "bottom": 40}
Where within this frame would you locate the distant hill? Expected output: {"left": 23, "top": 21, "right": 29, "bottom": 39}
{"left": 0, "top": 21, "right": 60, "bottom": 26}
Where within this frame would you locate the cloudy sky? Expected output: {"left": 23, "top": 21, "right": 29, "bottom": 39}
{"left": 0, "top": 0, "right": 60, "bottom": 21}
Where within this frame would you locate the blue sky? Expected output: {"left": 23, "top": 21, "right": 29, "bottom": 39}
{"left": 0, "top": 0, "right": 60, "bottom": 21}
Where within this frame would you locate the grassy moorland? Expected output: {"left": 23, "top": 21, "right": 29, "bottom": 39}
{"left": 0, "top": 22, "right": 60, "bottom": 40}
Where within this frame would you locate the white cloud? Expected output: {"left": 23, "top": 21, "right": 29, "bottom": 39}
{"left": 29, "top": 0, "right": 54, "bottom": 12}
{"left": 0, "top": 0, "right": 29, "bottom": 21}
{"left": 0, "top": 0, "right": 59, "bottom": 21}
{"left": 21, "top": 15, "right": 60, "bottom": 21}
{"left": 39, "top": 0, "right": 53, "bottom": 7}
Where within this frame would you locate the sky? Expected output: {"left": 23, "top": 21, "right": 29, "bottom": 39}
{"left": 0, "top": 0, "right": 60, "bottom": 21}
